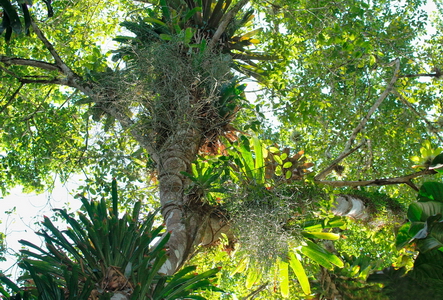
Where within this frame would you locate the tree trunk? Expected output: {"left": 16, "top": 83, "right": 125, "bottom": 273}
{"left": 156, "top": 128, "right": 231, "bottom": 274}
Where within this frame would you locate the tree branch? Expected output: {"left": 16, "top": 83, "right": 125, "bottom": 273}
{"left": 315, "top": 59, "right": 400, "bottom": 181}
{"left": 0, "top": 55, "right": 60, "bottom": 72}
{"left": 343, "top": 59, "right": 400, "bottom": 153}
{"left": 315, "top": 140, "right": 366, "bottom": 181}
{"left": 241, "top": 282, "right": 269, "bottom": 300}
{"left": 316, "top": 169, "right": 436, "bottom": 190}
{"left": 31, "top": 20, "right": 86, "bottom": 90}
{"left": 18, "top": 78, "right": 67, "bottom": 85}
{"left": 399, "top": 69, "right": 442, "bottom": 79}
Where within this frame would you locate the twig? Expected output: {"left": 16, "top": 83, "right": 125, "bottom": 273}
{"left": 22, "top": 87, "right": 53, "bottom": 121}
{"left": 315, "top": 59, "right": 400, "bottom": 181}
{"left": 241, "top": 282, "right": 269, "bottom": 300}
{"left": 399, "top": 69, "right": 441, "bottom": 79}
{"left": 315, "top": 140, "right": 366, "bottom": 181}
{"left": 316, "top": 169, "right": 436, "bottom": 191}
{"left": 0, "top": 83, "right": 24, "bottom": 115}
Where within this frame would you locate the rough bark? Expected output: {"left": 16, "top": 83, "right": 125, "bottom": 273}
{"left": 156, "top": 128, "right": 231, "bottom": 274}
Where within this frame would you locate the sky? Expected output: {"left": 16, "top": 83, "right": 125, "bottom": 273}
{"left": 0, "top": 0, "right": 440, "bottom": 280}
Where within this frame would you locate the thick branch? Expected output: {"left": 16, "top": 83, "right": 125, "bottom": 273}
{"left": 316, "top": 169, "right": 436, "bottom": 190}
{"left": 208, "top": 0, "right": 249, "bottom": 49}
{"left": 315, "top": 59, "right": 400, "bottom": 181}
{"left": 0, "top": 56, "right": 60, "bottom": 72}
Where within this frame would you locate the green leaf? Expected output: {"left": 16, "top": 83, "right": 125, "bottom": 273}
{"left": 282, "top": 161, "right": 293, "bottom": 168}
{"left": 301, "top": 240, "right": 343, "bottom": 269}
{"left": 430, "top": 153, "right": 443, "bottom": 172}
{"left": 278, "top": 259, "right": 290, "bottom": 298}
{"left": 418, "top": 182, "right": 443, "bottom": 202}
{"left": 396, "top": 223, "right": 412, "bottom": 250}
{"left": 0, "top": 0, "right": 22, "bottom": 34}
{"left": 302, "top": 231, "right": 340, "bottom": 240}
{"left": 111, "top": 178, "right": 118, "bottom": 216}
{"left": 288, "top": 251, "right": 311, "bottom": 295}
{"left": 184, "top": 27, "right": 194, "bottom": 45}
{"left": 245, "top": 267, "right": 261, "bottom": 289}
{"left": 408, "top": 202, "right": 443, "bottom": 222}
{"left": 269, "top": 146, "right": 279, "bottom": 154}
{"left": 285, "top": 170, "right": 292, "bottom": 179}
{"left": 416, "top": 237, "right": 443, "bottom": 253}
{"left": 160, "top": 33, "right": 172, "bottom": 41}
{"left": 252, "top": 136, "right": 265, "bottom": 183}
{"left": 274, "top": 155, "right": 283, "bottom": 165}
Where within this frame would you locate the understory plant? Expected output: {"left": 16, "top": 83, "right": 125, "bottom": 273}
{"left": 0, "top": 179, "right": 221, "bottom": 300}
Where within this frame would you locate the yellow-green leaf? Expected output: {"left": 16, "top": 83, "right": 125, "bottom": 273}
{"left": 278, "top": 259, "right": 290, "bottom": 298}
{"left": 285, "top": 170, "right": 292, "bottom": 179}
{"left": 288, "top": 251, "right": 311, "bottom": 295}
{"left": 246, "top": 268, "right": 260, "bottom": 289}
{"left": 301, "top": 231, "right": 340, "bottom": 240}
{"left": 275, "top": 165, "right": 282, "bottom": 176}
{"left": 283, "top": 161, "right": 293, "bottom": 168}
{"left": 274, "top": 155, "right": 283, "bottom": 165}
{"left": 269, "top": 147, "right": 279, "bottom": 154}
{"left": 231, "top": 257, "right": 248, "bottom": 275}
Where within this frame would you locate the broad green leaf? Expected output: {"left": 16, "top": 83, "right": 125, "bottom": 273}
{"left": 408, "top": 202, "right": 443, "bottom": 222}
{"left": 430, "top": 153, "right": 443, "bottom": 172}
{"left": 416, "top": 237, "right": 443, "bottom": 253}
{"left": 285, "top": 170, "right": 292, "bottom": 179}
{"left": 288, "top": 251, "right": 311, "bottom": 295}
{"left": 184, "top": 27, "right": 194, "bottom": 45}
{"left": 160, "top": 34, "right": 172, "bottom": 41}
{"left": 0, "top": 0, "right": 22, "bottom": 33}
{"left": 275, "top": 165, "right": 282, "bottom": 176}
{"left": 418, "top": 182, "right": 443, "bottom": 202}
{"left": 396, "top": 223, "right": 412, "bottom": 250}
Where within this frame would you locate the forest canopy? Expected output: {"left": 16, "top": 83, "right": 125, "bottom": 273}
{"left": 1, "top": 0, "right": 443, "bottom": 299}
